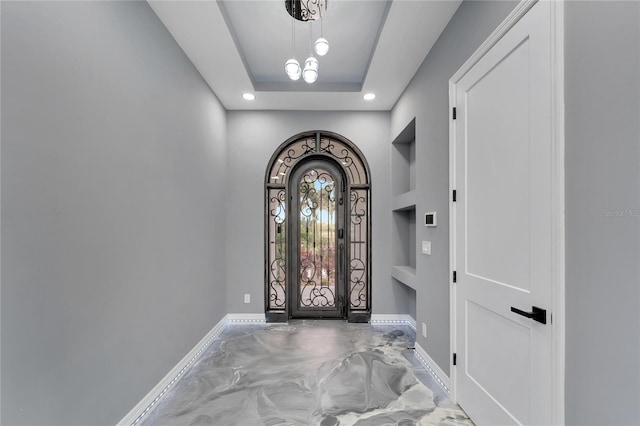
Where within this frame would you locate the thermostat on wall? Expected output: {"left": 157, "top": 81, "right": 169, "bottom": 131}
{"left": 425, "top": 212, "right": 437, "bottom": 227}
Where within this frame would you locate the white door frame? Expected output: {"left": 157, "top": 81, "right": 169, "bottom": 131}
{"left": 448, "top": 0, "right": 565, "bottom": 424}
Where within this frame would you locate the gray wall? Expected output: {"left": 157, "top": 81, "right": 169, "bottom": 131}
{"left": 565, "top": 2, "right": 640, "bottom": 425}
{"left": 225, "top": 111, "right": 403, "bottom": 314}
{"left": 1, "top": 2, "right": 228, "bottom": 425}
{"left": 390, "top": 0, "right": 519, "bottom": 376}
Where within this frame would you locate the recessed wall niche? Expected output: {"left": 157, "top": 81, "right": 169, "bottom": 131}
{"left": 390, "top": 118, "right": 417, "bottom": 290}
{"left": 391, "top": 118, "right": 416, "bottom": 196}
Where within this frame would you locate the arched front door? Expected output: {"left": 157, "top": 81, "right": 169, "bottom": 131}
{"left": 265, "top": 131, "right": 371, "bottom": 323}
{"left": 290, "top": 160, "right": 346, "bottom": 319}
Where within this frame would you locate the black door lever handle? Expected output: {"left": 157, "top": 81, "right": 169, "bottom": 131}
{"left": 510, "top": 306, "right": 547, "bottom": 324}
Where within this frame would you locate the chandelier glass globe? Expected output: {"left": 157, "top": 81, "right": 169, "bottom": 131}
{"left": 303, "top": 57, "right": 319, "bottom": 83}
{"left": 285, "top": 58, "right": 302, "bottom": 80}
{"left": 314, "top": 37, "right": 329, "bottom": 56}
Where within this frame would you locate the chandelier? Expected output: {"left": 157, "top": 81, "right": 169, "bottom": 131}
{"left": 284, "top": 0, "right": 329, "bottom": 84}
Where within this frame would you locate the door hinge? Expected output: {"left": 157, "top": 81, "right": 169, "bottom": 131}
{"left": 452, "top": 107, "right": 457, "bottom": 120}
{"left": 453, "top": 353, "right": 457, "bottom": 366}
{"left": 453, "top": 271, "right": 457, "bottom": 283}
{"left": 452, "top": 190, "right": 457, "bottom": 202}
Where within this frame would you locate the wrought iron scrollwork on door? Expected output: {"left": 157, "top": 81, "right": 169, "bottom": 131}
{"left": 349, "top": 189, "right": 368, "bottom": 310}
{"left": 297, "top": 168, "right": 337, "bottom": 309}
{"left": 268, "top": 188, "right": 287, "bottom": 309}
{"left": 265, "top": 132, "right": 371, "bottom": 322}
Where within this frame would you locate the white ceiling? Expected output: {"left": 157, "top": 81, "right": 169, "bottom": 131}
{"left": 148, "top": 0, "right": 462, "bottom": 111}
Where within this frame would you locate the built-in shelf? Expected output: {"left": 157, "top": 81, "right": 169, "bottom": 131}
{"left": 392, "top": 190, "right": 417, "bottom": 211}
{"left": 391, "top": 265, "right": 417, "bottom": 290}
{"left": 391, "top": 117, "right": 418, "bottom": 319}
{"left": 392, "top": 206, "right": 416, "bottom": 271}
{"left": 392, "top": 118, "right": 416, "bottom": 197}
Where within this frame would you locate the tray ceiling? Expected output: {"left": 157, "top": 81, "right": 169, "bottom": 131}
{"left": 148, "top": 0, "right": 462, "bottom": 111}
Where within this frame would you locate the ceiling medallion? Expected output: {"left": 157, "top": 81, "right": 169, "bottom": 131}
{"left": 284, "top": 0, "right": 329, "bottom": 83}
{"left": 285, "top": 0, "right": 327, "bottom": 22}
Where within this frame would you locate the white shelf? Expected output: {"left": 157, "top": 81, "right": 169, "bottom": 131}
{"left": 392, "top": 190, "right": 417, "bottom": 211}
{"left": 391, "top": 265, "right": 417, "bottom": 290}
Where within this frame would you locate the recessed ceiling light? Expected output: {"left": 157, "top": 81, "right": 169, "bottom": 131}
{"left": 363, "top": 93, "right": 376, "bottom": 101}
{"left": 242, "top": 93, "right": 256, "bottom": 101}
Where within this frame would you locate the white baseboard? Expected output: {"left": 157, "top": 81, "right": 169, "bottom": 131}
{"left": 414, "top": 342, "right": 452, "bottom": 396}
{"left": 117, "top": 314, "right": 266, "bottom": 426}
{"left": 225, "top": 313, "right": 266, "bottom": 322}
{"left": 370, "top": 314, "right": 416, "bottom": 331}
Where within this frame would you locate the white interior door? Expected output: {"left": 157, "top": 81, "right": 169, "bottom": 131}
{"left": 452, "top": 1, "right": 555, "bottom": 425}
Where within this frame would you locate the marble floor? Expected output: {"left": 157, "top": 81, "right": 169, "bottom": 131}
{"left": 140, "top": 321, "right": 473, "bottom": 426}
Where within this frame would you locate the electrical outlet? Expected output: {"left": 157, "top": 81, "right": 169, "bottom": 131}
{"left": 244, "top": 294, "right": 251, "bottom": 304}
{"left": 422, "top": 322, "right": 427, "bottom": 338}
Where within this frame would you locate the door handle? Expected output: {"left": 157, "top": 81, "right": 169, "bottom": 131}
{"left": 510, "top": 306, "right": 547, "bottom": 324}
{"left": 339, "top": 243, "right": 344, "bottom": 274}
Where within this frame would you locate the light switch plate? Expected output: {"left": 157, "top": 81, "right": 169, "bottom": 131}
{"left": 422, "top": 241, "right": 431, "bottom": 255}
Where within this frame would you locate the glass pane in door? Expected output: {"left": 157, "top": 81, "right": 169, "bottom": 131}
{"left": 298, "top": 168, "right": 337, "bottom": 308}
{"left": 349, "top": 188, "right": 368, "bottom": 310}
{"left": 267, "top": 188, "right": 287, "bottom": 310}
